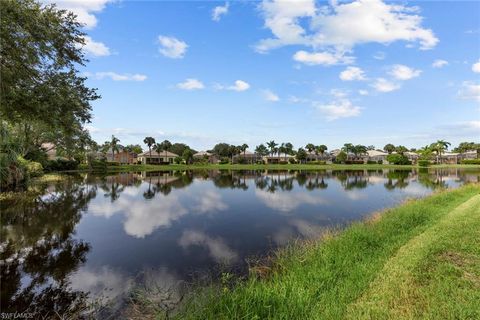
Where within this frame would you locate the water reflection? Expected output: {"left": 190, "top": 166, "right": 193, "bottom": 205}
{"left": 1, "top": 168, "right": 479, "bottom": 317}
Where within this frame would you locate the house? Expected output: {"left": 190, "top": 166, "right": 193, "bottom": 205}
{"left": 404, "top": 151, "right": 419, "bottom": 164}
{"left": 263, "top": 153, "right": 294, "bottom": 164}
{"left": 193, "top": 151, "right": 219, "bottom": 163}
{"left": 461, "top": 151, "right": 478, "bottom": 160}
{"left": 365, "top": 150, "right": 389, "bottom": 163}
{"left": 233, "top": 150, "right": 260, "bottom": 164}
{"left": 137, "top": 150, "right": 179, "bottom": 165}
{"left": 41, "top": 142, "right": 58, "bottom": 160}
{"left": 113, "top": 150, "right": 137, "bottom": 164}
{"left": 439, "top": 152, "right": 461, "bottom": 164}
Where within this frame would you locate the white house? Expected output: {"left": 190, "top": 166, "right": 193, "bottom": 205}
{"left": 137, "top": 151, "right": 179, "bottom": 164}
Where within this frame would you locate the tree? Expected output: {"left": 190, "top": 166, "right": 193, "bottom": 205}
{"left": 284, "top": 143, "right": 294, "bottom": 155}
{"left": 240, "top": 143, "right": 249, "bottom": 158}
{"left": 211, "top": 143, "right": 232, "bottom": 158}
{"left": 143, "top": 137, "right": 156, "bottom": 159}
{"left": 124, "top": 144, "right": 143, "bottom": 154}
{"left": 1, "top": 0, "right": 100, "bottom": 155}
{"left": 316, "top": 145, "right": 328, "bottom": 158}
{"left": 305, "top": 143, "right": 315, "bottom": 153}
{"left": 342, "top": 143, "right": 354, "bottom": 159}
{"left": 267, "top": 140, "right": 278, "bottom": 157}
{"left": 296, "top": 148, "right": 307, "bottom": 164}
{"left": 336, "top": 151, "right": 348, "bottom": 163}
{"left": 255, "top": 144, "right": 269, "bottom": 157}
{"left": 353, "top": 145, "right": 367, "bottom": 158}
{"left": 160, "top": 140, "right": 172, "bottom": 162}
{"left": 170, "top": 143, "right": 194, "bottom": 157}
{"left": 367, "top": 145, "right": 375, "bottom": 150}
{"left": 182, "top": 148, "right": 194, "bottom": 164}
{"left": 110, "top": 135, "right": 120, "bottom": 159}
{"left": 430, "top": 140, "right": 451, "bottom": 163}
{"left": 384, "top": 144, "right": 396, "bottom": 154}
{"left": 395, "top": 145, "right": 408, "bottom": 155}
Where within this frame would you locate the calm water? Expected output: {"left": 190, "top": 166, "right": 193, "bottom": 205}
{"left": 1, "top": 168, "right": 479, "bottom": 317}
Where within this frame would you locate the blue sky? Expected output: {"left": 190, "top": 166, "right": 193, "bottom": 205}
{"left": 52, "top": 0, "right": 479, "bottom": 151}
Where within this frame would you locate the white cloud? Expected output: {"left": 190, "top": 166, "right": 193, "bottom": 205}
{"left": 179, "top": 230, "right": 238, "bottom": 264}
{"left": 43, "top": 0, "right": 113, "bottom": 29}
{"left": 358, "top": 89, "right": 369, "bottom": 96}
{"left": 458, "top": 82, "right": 480, "bottom": 102}
{"left": 212, "top": 2, "right": 229, "bottom": 21}
{"left": 314, "top": 99, "right": 361, "bottom": 121}
{"left": 215, "top": 80, "right": 250, "bottom": 91}
{"left": 373, "top": 51, "right": 386, "bottom": 60}
{"left": 293, "top": 50, "right": 354, "bottom": 66}
{"left": 158, "top": 35, "right": 188, "bottom": 59}
{"left": 372, "top": 78, "right": 400, "bottom": 92}
{"left": 263, "top": 89, "right": 280, "bottom": 102}
{"left": 256, "top": 0, "right": 438, "bottom": 63}
{"left": 81, "top": 36, "right": 110, "bottom": 57}
{"left": 432, "top": 59, "right": 448, "bottom": 68}
{"left": 389, "top": 64, "right": 422, "bottom": 80}
{"left": 91, "top": 72, "right": 147, "bottom": 81}
{"left": 339, "top": 66, "right": 366, "bottom": 81}
{"left": 176, "top": 78, "right": 205, "bottom": 90}
{"left": 472, "top": 59, "right": 480, "bottom": 73}
{"left": 256, "top": 189, "right": 328, "bottom": 212}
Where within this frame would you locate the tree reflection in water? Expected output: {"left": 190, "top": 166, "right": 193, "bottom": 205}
{"left": 0, "top": 176, "right": 96, "bottom": 318}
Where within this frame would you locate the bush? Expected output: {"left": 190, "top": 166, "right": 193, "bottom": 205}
{"left": 18, "top": 157, "right": 43, "bottom": 177}
{"left": 345, "top": 160, "right": 365, "bottom": 164}
{"left": 335, "top": 151, "right": 348, "bottom": 164}
{"left": 236, "top": 157, "right": 247, "bottom": 164}
{"left": 308, "top": 160, "right": 326, "bottom": 165}
{"left": 386, "top": 154, "right": 411, "bottom": 165}
{"left": 256, "top": 160, "right": 265, "bottom": 165}
{"left": 174, "top": 156, "right": 183, "bottom": 164}
{"left": 90, "top": 159, "right": 107, "bottom": 171}
{"left": 461, "top": 159, "right": 480, "bottom": 165}
{"left": 288, "top": 158, "right": 296, "bottom": 164}
{"left": 377, "top": 160, "right": 383, "bottom": 164}
{"left": 44, "top": 159, "right": 79, "bottom": 171}
{"left": 367, "top": 160, "right": 377, "bottom": 164}
{"left": 220, "top": 157, "right": 230, "bottom": 164}
{"left": 279, "top": 161, "right": 288, "bottom": 165}
{"left": 418, "top": 160, "right": 431, "bottom": 167}
{"left": 106, "top": 161, "right": 120, "bottom": 166}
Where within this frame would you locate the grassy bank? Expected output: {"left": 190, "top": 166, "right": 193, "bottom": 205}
{"left": 172, "top": 184, "right": 480, "bottom": 319}
{"left": 76, "top": 163, "right": 480, "bottom": 173}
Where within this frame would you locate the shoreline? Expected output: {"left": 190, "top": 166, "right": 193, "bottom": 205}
{"left": 162, "top": 184, "right": 480, "bottom": 319}
{"left": 64, "top": 163, "right": 480, "bottom": 174}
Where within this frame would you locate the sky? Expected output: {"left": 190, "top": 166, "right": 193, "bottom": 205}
{"left": 49, "top": 0, "right": 479, "bottom": 151}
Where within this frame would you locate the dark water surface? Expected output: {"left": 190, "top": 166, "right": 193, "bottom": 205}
{"left": 1, "top": 168, "right": 479, "bottom": 317}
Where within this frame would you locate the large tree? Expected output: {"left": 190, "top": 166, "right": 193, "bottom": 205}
{"left": 1, "top": 0, "right": 100, "bottom": 155}
{"left": 143, "top": 137, "right": 156, "bottom": 159}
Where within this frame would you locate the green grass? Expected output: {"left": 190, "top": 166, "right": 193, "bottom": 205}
{"left": 75, "top": 163, "right": 480, "bottom": 173}
{"left": 172, "top": 184, "right": 480, "bottom": 320}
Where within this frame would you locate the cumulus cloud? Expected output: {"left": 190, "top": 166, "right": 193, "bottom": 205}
{"left": 372, "top": 78, "right": 401, "bottom": 92}
{"left": 216, "top": 80, "right": 250, "bottom": 91}
{"left": 262, "top": 89, "right": 280, "bottom": 102}
{"left": 432, "top": 59, "right": 448, "bottom": 68}
{"left": 313, "top": 99, "right": 361, "bottom": 121}
{"left": 158, "top": 35, "right": 188, "bottom": 59}
{"left": 339, "top": 66, "right": 366, "bottom": 81}
{"left": 81, "top": 36, "right": 110, "bottom": 57}
{"left": 176, "top": 78, "right": 205, "bottom": 90}
{"left": 358, "top": 89, "right": 369, "bottom": 96}
{"left": 256, "top": 189, "right": 328, "bottom": 212}
{"left": 43, "top": 0, "right": 113, "bottom": 29}
{"left": 212, "top": 2, "right": 229, "bottom": 21}
{"left": 256, "top": 0, "right": 438, "bottom": 64}
{"left": 389, "top": 64, "right": 422, "bottom": 80}
{"left": 458, "top": 82, "right": 480, "bottom": 102}
{"left": 293, "top": 50, "right": 354, "bottom": 66}
{"left": 472, "top": 59, "right": 480, "bottom": 73}
{"left": 90, "top": 72, "right": 147, "bottom": 81}
{"left": 179, "top": 230, "right": 238, "bottom": 264}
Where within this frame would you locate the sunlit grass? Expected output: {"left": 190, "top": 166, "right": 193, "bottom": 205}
{"left": 172, "top": 184, "right": 480, "bottom": 319}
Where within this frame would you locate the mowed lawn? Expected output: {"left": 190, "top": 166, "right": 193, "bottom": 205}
{"left": 173, "top": 184, "right": 480, "bottom": 320}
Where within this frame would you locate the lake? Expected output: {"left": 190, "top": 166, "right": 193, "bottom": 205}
{"left": 1, "top": 168, "right": 479, "bottom": 317}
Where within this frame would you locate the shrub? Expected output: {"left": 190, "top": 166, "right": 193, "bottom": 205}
{"left": 335, "top": 151, "right": 348, "bottom": 164}
{"left": 345, "top": 160, "right": 365, "bottom": 164}
{"left": 386, "top": 154, "right": 411, "bottom": 165}
{"left": 18, "top": 157, "right": 43, "bottom": 177}
{"left": 236, "top": 157, "right": 247, "bottom": 164}
{"left": 90, "top": 159, "right": 107, "bottom": 171}
{"left": 174, "top": 156, "right": 183, "bottom": 164}
{"left": 308, "top": 160, "right": 326, "bottom": 165}
{"left": 44, "top": 159, "right": 79, "bottom": 171}
{"left": 106, "top": 161, "right": 120, "bottom": 166}
{"left": 418, "top": 160, "right": 431, "bottom": 167}
{"left": 367, "top": 160, "right": 377, "bottom": 164}
{"left": 377, "top": 160, "right": 383, "bottom": 164}
{"left": 461, "top": 159, "right": 480, "bottom": 165}
{"left": 288, "top": 158, "right": 296, "bottom": 164}
{"left": 279, "top": 161, "right": 288, "bottom": 165}
{"left": 256, "top": 160, "right": 265, "bottom": 165}
{"left": 220, "top": 157, "right": 230, "bottom": 164}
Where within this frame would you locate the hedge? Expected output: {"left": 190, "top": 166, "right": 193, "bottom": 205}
{"left": 461, "top": 159, "right": 480, "bottom": 165}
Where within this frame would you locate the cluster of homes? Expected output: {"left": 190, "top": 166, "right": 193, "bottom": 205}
{"left": 41, "top": 143, "right": 477, "bottom": 165}
{"left": 99, "top": 148, "right": 478, "bottom": 165}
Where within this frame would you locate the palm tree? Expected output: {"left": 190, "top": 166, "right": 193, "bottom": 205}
{"left": 143, "top": 137, "right": 156, "bottom": 161}
{"left": 384, "top": 143, "right": 395, "bottom": 154}
{"left": 267, "top": 140, "right": 278, "bottom": 157}
{"left": 241, "top": 143, "right": 248, "bottom": 157}
{"left": 153, "top": 142, "right": 162, "bottom": 164}
{"left": 316, "top": 145, "right": 328, "bottom": 159}
{"left": 110, "top": 135, "right": 120, "bottom": 160}
{"left": 434, "top": 140, "right": 451, "bottom": 164}
{"left": 161, "top": 140, "right": 172, "bottom": 164}
{"left": 342, "top": 143, "right": 354, "bottom": 160}
{"left": 305, "top": 143, "right": 315, "bottom": 153}
{"left": 284, "top": 142, "right": 293, "bottom": 162}
{"left": 353, "top": 145, "right": 367, "bottom": 159}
